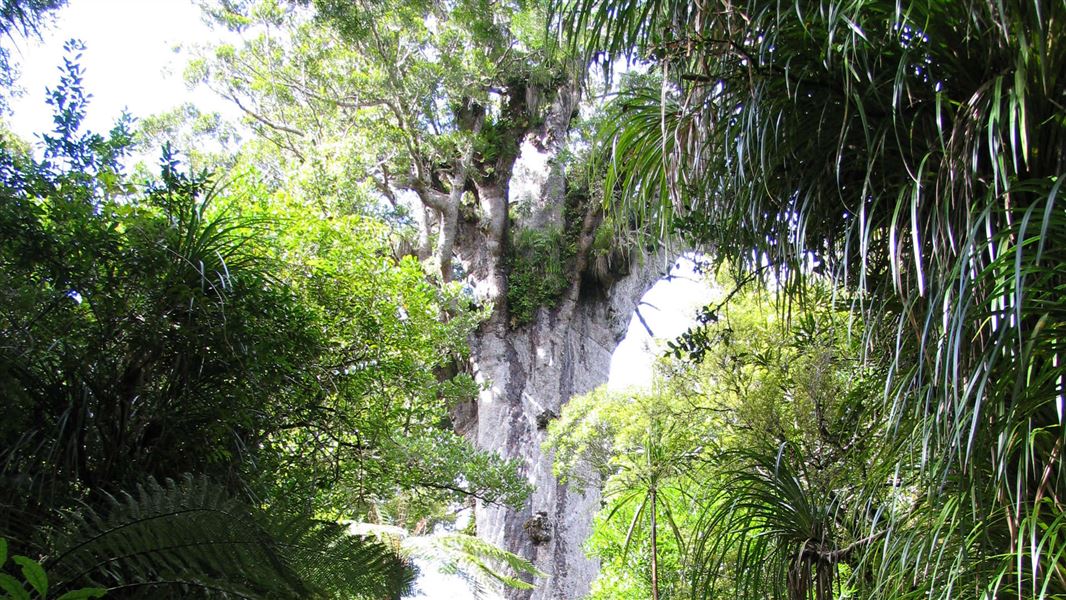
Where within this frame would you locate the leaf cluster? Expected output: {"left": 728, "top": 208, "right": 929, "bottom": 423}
{"left": 1, "top": 47, "right": 529, "bottom": 596}
{"left": 548, "top": 279, "right": 881, "bottom": 600}
{"left": 506, "top": 226, "right": 574, "bottom": 326}
{"left": 559, "top": 0, "right": 1066, "bottom": 596}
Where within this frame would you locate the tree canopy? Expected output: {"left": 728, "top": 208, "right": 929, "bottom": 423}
{"left": 0, "top": 36, "right": 530, "bottom": 598}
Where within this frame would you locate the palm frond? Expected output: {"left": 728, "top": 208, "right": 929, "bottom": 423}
{"left": 688, "top": 444, "right": 847, "bottom": 600}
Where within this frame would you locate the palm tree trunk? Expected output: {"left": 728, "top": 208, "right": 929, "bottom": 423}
{"left": 816, "top": 560, "right": 832, "bottom": 600}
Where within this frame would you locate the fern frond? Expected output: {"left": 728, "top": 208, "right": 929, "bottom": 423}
{"left": 427, "top": 532, "right": 543, "bottom": 592}
{"left": 44, "top": 476, "right": 413, "bottom": 599}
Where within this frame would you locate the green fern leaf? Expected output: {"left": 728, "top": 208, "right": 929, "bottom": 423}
{"left": 43, "top": 476, "right": 412, "bottom": 599}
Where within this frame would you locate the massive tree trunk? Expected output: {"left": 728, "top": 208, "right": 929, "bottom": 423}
{"left": 467, "top": 262, "right": 661, "bottom": 599}
{"left": 445, "top": 83, "right": 667, "bottom": 599}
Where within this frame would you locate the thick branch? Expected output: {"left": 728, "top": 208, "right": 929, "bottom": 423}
{"left": 403, "top": 98, "right": 485, "bottom": 282}
{"left": 415, "top": 182, "right": 450, "bottom": 212}
{"left": 634, "top": 303, "right": 656, "bottom": 337}
{"left": 435, "top": 111, "right": 482, "bottom": 281}
{"left": 413, "top": 479, "right": 511, "bottom": 506}
{"left": 414, "top": 204, "right": 433, "bottom": 261}
{"left": 798, "top": 530, "right": 885, "bottom": 564}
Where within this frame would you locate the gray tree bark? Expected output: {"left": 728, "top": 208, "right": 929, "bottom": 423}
{"left": 468, "top": 260, "right": 662, "bottom": 599}
{"left": 444, "top": 83, "right": 668, "bottom": 598}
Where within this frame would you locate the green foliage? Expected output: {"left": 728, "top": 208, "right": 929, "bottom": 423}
{"left": 691, "top": 445, "right": 849, "bottom": 600}
{"left": 506, "top": 226, "right": 573, "bottom": 326}
{"left": 548, "top": 278, "right": 881, "bottom": 600}
{"left": 560, "top": 0, "right": 1066, "bottom": 596}
{"left": 354, "top": 524, "right": 546, "bottom": 598}
{"left": 190, "top": 0, "right": 568, "bottom": 192}
{"left": 581, "top": 484, "right": 696, "bottom": 600}
{"left": 672, "top": 283, "right": 883, "bottom": 600}
{"left": 421, "top": 532, "right": 544, "bottom": 593}
{"left": 548, "top": 387, "right": 685, "bottom": 597}
{"left": 1, "top": 46, "right": 528, "bottom": 597}
{"left": 40, "top": 476, "right": 412, "bottom": 599}
{"left": 134, "top": 103, "right": 242, "bottom": 173}
{"left": 0, "top": 538, "right": 105, "bottom": 600}
{"left": 548, "top": 385, "right": 708, "bottom": 599}
{"left": 186, "top": 0, "right": 588, "bottom": 292}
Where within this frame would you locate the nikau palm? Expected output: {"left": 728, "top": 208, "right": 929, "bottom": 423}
{"left": 556, "top": 0, "right": 1066, "bottom": 597}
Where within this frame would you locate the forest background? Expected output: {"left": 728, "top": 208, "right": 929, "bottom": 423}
{"left": 1, "top": 1, "right": 1063, "bottom": 600}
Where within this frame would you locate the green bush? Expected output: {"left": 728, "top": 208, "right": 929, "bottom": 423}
{"left": 506, "top": 226, "right": 572, "bottom": 326}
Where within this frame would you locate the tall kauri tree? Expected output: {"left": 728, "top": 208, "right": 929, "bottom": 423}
{"left": 190, "top": 1, "right": 664, "bottom": 596}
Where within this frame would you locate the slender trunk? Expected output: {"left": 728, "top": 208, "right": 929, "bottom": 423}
{"left": 650, "top": 486, "right": 660, "bottom": 600}
{"left": 816, "top": 560, "right": 833, "bottom": 600}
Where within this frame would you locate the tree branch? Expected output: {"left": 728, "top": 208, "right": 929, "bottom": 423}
{"left": 226, "top": 93, "right": 305, "bottom": 137}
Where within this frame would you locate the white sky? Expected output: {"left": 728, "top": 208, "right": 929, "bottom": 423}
{"left": 2, "top": 2, "right": 710, "bottom": 597}
{"left": 609, "top": 255, "right": 715, "bottom": 388}
{"left": 3, "top": 0, "right": 234, "bottom": 142}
